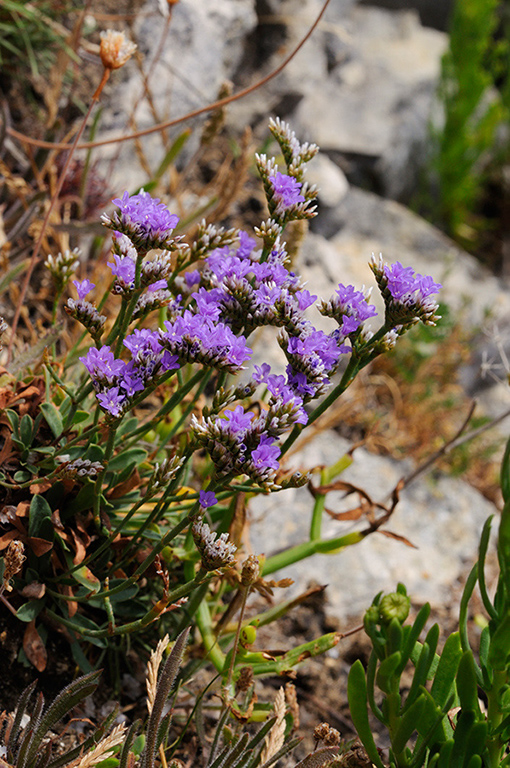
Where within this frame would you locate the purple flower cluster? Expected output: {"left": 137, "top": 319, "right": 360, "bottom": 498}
{"left": 195, "top": 234, "right": 314, "bottom": 339}
{"left": 191, "top": 404, "right": 282, "bottom": 486}
{"left": 383, "top": 262, "right": 441, "bottom": 302}
{"left": 319, "top": 283, "right": 378, "bottom": 351}
{"left": 269, "top": 171, "right": 305, "bottom": 214}
{"left": 283, "top": 328, "right": 344, "bottom": 399}
{"left": 253, "top": 365, "right": 308, "bottom": 427}
{"left": 80, "top": 333, "right": 179, "bottom": 417}
{"left": 370, "top": 256, "right": 441, "bottom": 327}
{"left": 160, "top": 310, "right": 252, "bottom": 372}
{"left": 102, "top": 191, "right": 179, "bottom": 251}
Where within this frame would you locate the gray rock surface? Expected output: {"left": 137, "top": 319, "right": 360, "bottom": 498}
{"left": 248, "top": 433, "right": 497, "bottom": 620}
{"left": 303, "top": 187, "right": 510, "bottom": 326}
{"left": 97, "top": 0, "right": 258, "bottom": 190}
{"left": 291, "top": 6, "right": 447, "bottom": 200}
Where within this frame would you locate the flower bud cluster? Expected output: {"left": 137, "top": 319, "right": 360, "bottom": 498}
{"left": 192, "top": 518, "right": 237, "bottom": 571}
{"left": 191, "top": 406, "right": 282, "bottom": 487}
{"left": 256, "top": 154, "right": 317, "bottom": 228}
{"left": 66, "top": 297, "right": 107, "bottom": 339}
{"left": 140, "top": 252, "right": 173, "bottom": 287}
{"left": 269, "top": 117, "right": 319, "bottom": 179}
{"left": 57, "top": 457, "right": 104, "bottom": 478}
{"left": 148, "top": 456, "right": 184, "bottom": 491}
{"left": 132, "top": 288, "right": 172, "bottom": 321}
{"left": 45, "top": 248, "right": 80, "bottom": 291}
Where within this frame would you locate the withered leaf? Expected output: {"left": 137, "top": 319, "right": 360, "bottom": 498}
{"left": 20, "top": 582, "right": 46, "bottom": 599}
{"left": 28, "top": 537, "right": 54, "bottom": 557}
{"left": 23, "top": 620, "right": 47, "bottom": 672}
{"left": 30, "top": 479, "right": 52, "bottom": 494}
{"left": 0, "top": 531, "right": 20, "bottom": 550}
{"left": 378, "top": 529, "right": 417, "bottom": 548}
{"left": 16, "top": 502, "right": 30, "bottom": 518}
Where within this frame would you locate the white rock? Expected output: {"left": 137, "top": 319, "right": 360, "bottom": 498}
{"left": 305, "top": 154, "right": 349, "bottom": 208}
{"left": 248, "top": 433, "right": 497, "bottom": 620}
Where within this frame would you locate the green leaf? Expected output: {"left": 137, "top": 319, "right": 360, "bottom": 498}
{"left": 6, "top": 408, "right": 19, "bottom": 433}
{"left": 398, "top": 603, "right": 431, "bottom": 674}
{"left": 414, "top": 687, "right": 451, "bottom": 750}
{"left": 501, "top": 436, "right": 510, "bottom": 504}
{"left": 20, "top": 414, "right": 34, "bottom": 446}
{"left": 437, "top": 741, "right": 454, "bottom": 768}
{"left": 28, "top": 494, "right": 54, "bottom": 544}
{"left": 456, "top": 652, "right": 480, "bottom": 712}
{"left": 107, "top": 447, "right": 147, "bottom": 473}
{"left": 14, "top": 470, "right": 32, "bottom": 483}
{"left": 488, "top": 614, "right": 510, "bottom": 671}
{"left": 347, "top": 660, "right": 386, "bottom": 768}
{"left": 16, "top": 599, "right": 46, "bottom": 623}
{"left": 71, "top": 566, "right": 100, "bottom": 594}
{"left": 62, "top": 483, "right": 95, "bottom": 517}
{"left": 40, "top": 402, "right": 64, "bottom": 438}
{"left": 392, "top": 694, "right": 425, "bottom": 754}
{"left": 430, "top": 632, "right": 462, "bottom": 709}
{"left": 449, "top": 709, "right": 476, "bottom": 767}
{"left": 72, "top": 410, "right": 91, "bottom": 425}
{"left": 376, "top": 651, "right": 401, "bottom": 694}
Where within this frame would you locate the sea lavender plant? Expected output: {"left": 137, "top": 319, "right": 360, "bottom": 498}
{"left": 0, "top": 121, "right": 441, "bottom": 700}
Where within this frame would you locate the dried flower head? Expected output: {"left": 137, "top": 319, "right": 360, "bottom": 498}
{"left": 99, "top": 30, "right": 137, "bottom": 70}
{"left": 241, "top": 554, "right": 260, "bottom": 586}
{"left": 2, "top": 540, "right": 25, "bottom": 592}
{"left": 313, "top": 723, "right": 332, "bottom": 743}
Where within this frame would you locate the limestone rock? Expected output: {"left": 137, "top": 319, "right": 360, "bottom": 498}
{"left": 248, "top": 433, "right": 497, "bottom": 620}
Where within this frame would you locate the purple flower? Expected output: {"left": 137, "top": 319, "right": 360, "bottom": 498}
{"left": 124, "top": 328, "right": 162, "bottom": 355}
{"left": 255, "top": 284, "right": 282, "bottom": 307}
{"left": 104, "top": 191, "right": 180, "bottom": 250}
{"left": 236, "top": 231, "right": 257, "bottom": 259}
{"left": 185, "top": 269, "right": 201, "bottom": 287}
{"left": 199, "top": 490, "right": 217, "bottom": 509}
{"left": 251, "top": 436, "right": 280, "bottom": 472}
{"left": 96, "top": 387, "right": 126, "bottom": 417}
{"left": 148, "top": 279, "right": 168, "bottom": 292}
{"left": 108, "top": 254, "right": 136, "bottom": 285}
{"left": 223, "top": 405, "right": 254, "bottom": 436}
{"left": 120, "top": 373, "right": 145, "bottom": 396}
{"left": 80, "top": 346, "right": 125, "bottom": 383}
{"left": 295, "top": 289, "right": 317, "bottom": 311}
{"left": 253, "top": 363, "right": 271, "bottom": 384}
{"left": 269, "top": 172, "right": 305, "bottom": 211}
{"left": 73, "top": 279, "right": 95, "bottom": 300}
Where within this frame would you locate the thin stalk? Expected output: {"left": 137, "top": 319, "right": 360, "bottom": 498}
{"left": 92, "top": 423, "right": 119, "bottom": 531}
{"left": 7, "top": 66, "right": 112, "bottom": 363}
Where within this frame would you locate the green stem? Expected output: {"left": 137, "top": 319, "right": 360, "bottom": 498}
{"left": 262, "top": 530, "right": 365, "bottom": 575}
{"left": 92, "top": 423, "right": 119, "bottom": 531}
{"left": 486, "top": 669, "right": 507, "bottom": 767}
{"left": 309, "top": 467, "right": 328, "bottom": 541}
{"left": 195, "top": 600, "right": 226, "bottom": 673}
